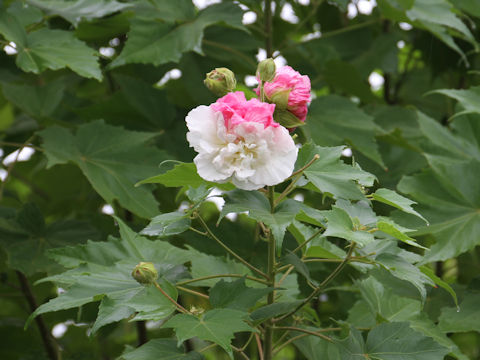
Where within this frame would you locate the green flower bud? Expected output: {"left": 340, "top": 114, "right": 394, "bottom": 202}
{"left": 204, "top": 67, "right": 236, "bottom": 96}
{"left": 132, "top": 262, "right": 158, "bottom": 285}
{"left": 256, "top": 58, "right": 276, "bottom": 82}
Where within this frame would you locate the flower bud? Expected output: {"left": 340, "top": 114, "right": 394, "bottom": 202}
{"left": 204, "top": 67, "right": 236, "bottom": 96}
{"left": 256, "top": 58, "right": 276, "bottom": 82}
{"left": 132, "top": 262, "right": 158, "bottom": 285}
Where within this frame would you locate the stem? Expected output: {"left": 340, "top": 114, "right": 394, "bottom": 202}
{"left": 177, "top": 274, "right": 269, "bottom": 286}
{"left": 275, "top": 155, "right": 320, "bottom": 206}
{"left": 16, "top": 271, "right": 59, "bottom": 360}
{"left": 153, "top": 281, "right": 189, "bottom": 314}
{"left": 264, "top": 186, "right": 277, "bottom": 360}
{"left": 0, "top": 141, "right": 43, "bottom": 151}
{"left": 176, "top": 286, "right": 209, "bottom": 300}
{"left": 256, "top": 333, "right": 265, "bottom": 360}
{"left": 197, "top": 215, "right": 269, "bottom": 279}
{"left": 274, "top": 243, "right": 357, "bottom": 323}
{"left": 136, "top": 321, "right": 148, "bottom": 346}
{"left": 273, "top": 326, "right": 334, "bottom": 342}
{"left": 291, "top": 227, "right": 324, "bottom": 253}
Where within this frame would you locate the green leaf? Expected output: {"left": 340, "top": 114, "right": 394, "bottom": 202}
{"left": 39, "top": 121, "right": 168, "bottom": 218}
{"left": 372, "top": 188, "right": 428, "bottom": 223}
{"left": 219, "top": 190, "right": 302, "bottom": 252}
{"left": 1, "top": 79, "right": 65, "bottom": 119}
{"left": 438, "top": 291, "right": 480, "bottom": 333}
{"left": 132, "top": 0, "right": 195, "bottom": 22}
{"left": 250, "top": 301, "right": 303, "bottom": 323}
{"left": 120, "top": 339, "right": 204, "bottom": 360}
{"left": 376, "top": 217, "right": 427, "bottom": 249}
{"left": 409, "top": 314, "right": 469, "bottom": 360}
{"left": 0, "top": 11, "right": 102, "bottom": 79}
{"left": 337, "top": 322, "right": 449, "bottom": 360}
{"left": 27, "top": 0, "right": 132, "bottom": 26}
{"left": 419, "top": 265, "right": 458, "bottom": 308}
{"left": 137, "top": 162, "right": 206, "bottom": 188}
{"left": 209, "top": 278, "right": 272, "bottom": 311}
{"left": 0, "top": 204, "right": 99, "bottom": 275}
{"left": 111, "top": 2, "right": 245, "bottom": 68}
{"left": 28, "top": 218, "right": 191, "bottom": 330}
{"left": 375, "top": 253, "right": 434, "bottom": 301}
{"left": 188, "top": 247, "right": 252, "bottom": 287}
{"left": 357, "top": 276, "right": 422, "bottom": 322}
{"left": 307, "top": 96, "right": 384, "bottom": 167}
{"left": 163, "top": 309, "right": 253, "bottom": 358}
{"left": 398, "top": 166, "right": 480, "bottom": 262}
{"left": 141, "top": 212, "right": 191, "bottom": 238}
{"left": 297, "top": 143, "right": 376, "bottom": 201}
{"left": 323, "top": 207, "right": 374, "bottom": 247}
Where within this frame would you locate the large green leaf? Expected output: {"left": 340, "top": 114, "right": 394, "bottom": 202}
{"left": 307, "top": 96, "right": 384, "bottom": 166}
{"left": 219, "top": 189, "right": 302, "bottom": 252}
{"left": 163, "top": 309, "right": 253, "bottom": 358}
{"left": 337, "top": 322, "right": 449, "bottom": 359}
{"left": 209, "top": 278, "right": 272, "bottom": 311}
{"left": 372, "top": 188, "right": 428, "bottom": 223}
{"left": 438, "top": 291, "right": 480, "bottom": 333}
{"left": 27, "top": 0, "right": 132, "bottom": 26}
{"left": 398, "top": 164, "right": 480, "bottom": 263}
{"left": 28, "top": 218, "right": 191, "bottom": 330}
{"left": 0, "top": 79, "right": 65, "bottom": 119}
{"left": 297, "top": 143, "right": 376, "bottom": 201}
{"left": 111, "top": 2, "right": 245, "bottom": 68}
{"left": 0, "top": 204, "right": 99, "bottom": 276}
{"left": 0, "top": 11, "right": 101, "bottom": 79}
{"left": 375, "top": 253, "right": 434, "bottom": 301}
{"left": 323, "top": 206, "right": 374, "bottom": 247}
{"left": 39, "top": 121, "right": 168, "bottom": 218}
{"left": 119, "top": 339, "right": 203, "bottom": 360}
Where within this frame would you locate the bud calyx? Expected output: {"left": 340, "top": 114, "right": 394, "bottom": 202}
{"left": 204, "top": 67, "right": 236, "bottom": 96}
{"left": 132, "top": 262, "right": 158, "bottom": 285}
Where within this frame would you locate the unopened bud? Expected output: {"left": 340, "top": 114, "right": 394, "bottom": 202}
{"left": 256, "top": 58, "right": 276, "bottom": 82}
{"left": 204, "top": 67, "right": 236, "bottom": 96}
{"left": 132, "top": 262, "right": 158, "bottom": 285}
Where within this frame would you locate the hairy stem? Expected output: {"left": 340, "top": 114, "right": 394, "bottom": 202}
{"left": 264, "top": 186, "right": 277, "bottom": 360}
{"left": 177, "top": 274, "right": 269, "bottom": 286}
{"left": 274, "top": 243, "right": 357, "bottom": 323}
{"left": 16, "top": 271, "right": 59, "bottom": 360}
{"left": 153, "top": 281, "right": 189, "bottom": 314}
{"left": 197, "top": 215, "right": 268, "bottom": 279}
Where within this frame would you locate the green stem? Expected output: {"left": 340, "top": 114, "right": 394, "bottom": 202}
{"left": 291, "top": 227, "right": 324, "bottom": 254}
{"left": 153, "top": 281, "right": 189, "bottom": 314}
{"left": 176, "top": 274, "right": 269, "bottom": 286}
{"left": 273, "top": 243, "right": 357, "bottom": 323}
{"left": 176, "top": 286, "right": 209, "bottom": 299}
{"left": 273, "top": 326, "right": 335, "bottom": 342}
{"left": 264, "top": 186, "right": 276, "bottom": 360}
{"left": 197, "top": 215, "right": 269, "bottom": 279}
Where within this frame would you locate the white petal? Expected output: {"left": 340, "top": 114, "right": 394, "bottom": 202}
{"left": 194, "top": 154, "right": 231, "bottom": 182}
{"left": 186, "top": 105, "right": 225, "bottom": 153}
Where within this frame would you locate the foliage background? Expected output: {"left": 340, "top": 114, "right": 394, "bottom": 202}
{"left": 1, "top": 0, "right": 480, "bottom": 359}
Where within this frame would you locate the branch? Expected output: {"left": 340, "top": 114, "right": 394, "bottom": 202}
{"left": 177, "top": 274, "right": 269, "bottom": 286}
{"left": 196, "top": 215, "right": 269, "bottom": 279}
{"left": 273, "top": 243, "right": 357, "bottom": 323}
{"left": 16, "top": 271, "right": 59, "bottom": 360}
